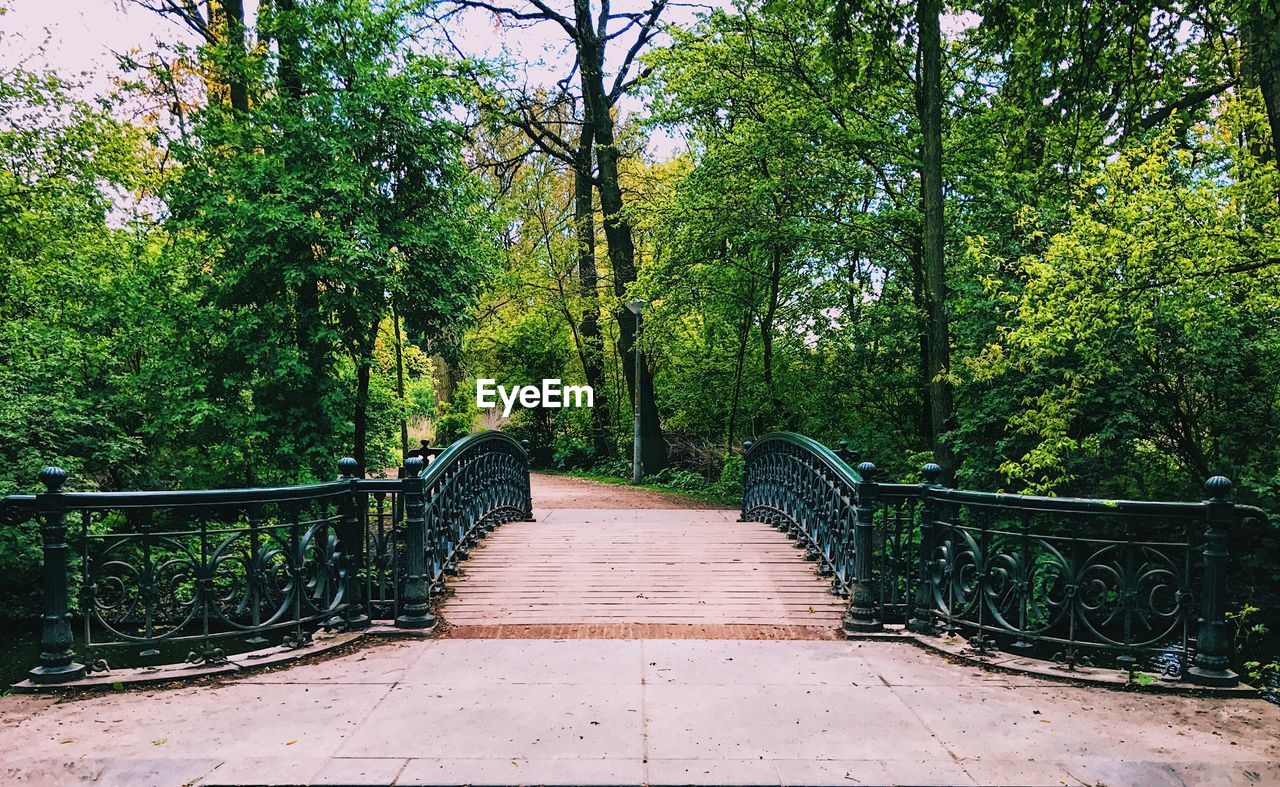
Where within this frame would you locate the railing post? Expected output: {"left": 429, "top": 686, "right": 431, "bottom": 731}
{"left": 909, "top": 462, "right": 942, "bottom": 635}
{"left": 1188, "top": 475, "right": 1237, "bottom": 687}
{"left": 338, "top": 457, "right": 370, "bottom": 631}
{"left": 738, "top": 441, "right": 753, "bottom": 521}
{"left": 844, "top": 461, "right": 882, "bottom": 634}
{"left": 520, "top": 440, "right": 535, "bottom": 520}
{"left": 28, "top": 467, "right": 85, "bottom": 685}
{"left": 395, "top": 456, "right": 435, "bottom": 630}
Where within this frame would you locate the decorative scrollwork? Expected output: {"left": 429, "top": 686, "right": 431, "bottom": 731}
{"left": 0, "top": 497, "right": 36, "bottom": 526}
{"left": 743, "top": 431, "right": 1224, "bottom": 682}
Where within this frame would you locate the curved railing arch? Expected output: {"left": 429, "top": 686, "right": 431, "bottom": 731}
{"left": 4, "top": 430, "right": 531, "bottom": 688}
{"left": 741, "top": 433, "right": 865, "bottom": 599}
{"left": 742, "top": 431, "right": 1267, "bottom": 687}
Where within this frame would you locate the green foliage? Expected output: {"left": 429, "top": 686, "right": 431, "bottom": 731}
{"left": 0, "top": 1, "right": 491, "bottom": 603}
{"left": 432, "top": 401, "right": 476, "bottom": 447}
{"left": 968, "top": 116, "right": 1280, "bottom": 498}
{"left": 164, "top": 0, "right": 494, "bottom": 478}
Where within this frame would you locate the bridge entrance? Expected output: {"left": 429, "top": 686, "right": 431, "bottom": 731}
{"left": 441, "top": 474, "right": 844, "bottom": 639}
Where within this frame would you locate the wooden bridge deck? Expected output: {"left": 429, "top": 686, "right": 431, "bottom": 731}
{"left": 440, "top": 476, "right": 845, "bottom": 636}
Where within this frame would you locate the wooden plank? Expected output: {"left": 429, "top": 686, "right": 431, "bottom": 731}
{"left": 439, "top": 508, "right": 844, "bottom": 633}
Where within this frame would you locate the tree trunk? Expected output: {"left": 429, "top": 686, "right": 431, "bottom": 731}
{"left": 1239, "top": 2, "right": 1280, "bottom": 166}
{"left": 277, "top": 0, "right": 330, "bottom": 473}
{"left": 393, "top": 306, "right": 408, "bottom": 459}
{"left": 432, "top": 353, "right": 460, "bottom": 406}
{"left": 727, "top": 297, "right": 753, "bottom": 452}
{"left": 760, "top": 245, "right": 784, "bottom": 417}
{"left": 909, "top": 235, "right": 932, "bottom": 448}
{"left": 220, "top": 0, "right": 249, "bottom": 113}
{"left": 573, "top": 117, "right": 611, "bottom": 458}
{"left": 917, "top": 0, "right": 956, "bottom": 478}
{"left": 353, "top": 317, "right": 381, "bottom": 475}
{"left": 574, "top": 2, "right": 667, "bottom": 471}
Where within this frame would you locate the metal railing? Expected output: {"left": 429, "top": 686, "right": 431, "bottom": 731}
{"left": 1, "top": 430, "right": 531, "bottom": 686}
{"left": 742, "top": 432, "right": 1268, "bottom": 686}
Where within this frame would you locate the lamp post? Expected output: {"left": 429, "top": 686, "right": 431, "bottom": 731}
{"left": 625, "top": 299, "right": 648, "bottom": 484}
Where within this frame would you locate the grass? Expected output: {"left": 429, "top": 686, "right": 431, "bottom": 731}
{"left": 539, "top": 468, "right": 742, "bottom": 508}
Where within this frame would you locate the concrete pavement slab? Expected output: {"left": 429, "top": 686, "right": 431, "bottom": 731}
{"left": 646, "top": 757, "right": 781, "bottom": 785}
{"left": 643, "top": 682, "right": 954, "bottom": 762}
{"left": 1, "top": 638, "right": 1278, "bottom": 785}
{"left": 770, "top": 757, "right": 978, "bottom": 786}
{"left": 337, "top": 681, "right": 645, "bottom": 760}
{"left": 395, "top": 756, "right": 646, "bottom": 785}
{"left": 0, "top": 758, "right": 222, "bottom": 787}
{"left": 954, "top": 756, "right": 1280, "bottom": 786}
{"left": 890, "top": 682, "right": 1280, "bottom": 764}
{"left": 240, "top": 641, "right": 424, "bottom": 685}
{"left": 402, "top": 638, "right": 640, "bottom": 685}
{"left": 7, "top": 682, "right": 392, "bottom": 761}
{"left": 198, "top": 756, "right": 328, "bottom": 785}
{"left": 849, "top": 640, "right": 1031, "bottom": 687}
{"left": 642, "top": 639, "right": 869, "bottom": 686}
{"left": 310, "top": 757, "right": 409, "bottom": 785}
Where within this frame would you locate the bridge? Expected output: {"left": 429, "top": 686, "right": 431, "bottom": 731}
{"left": 1, "top": 432, "right": 1278, "bottom": 785}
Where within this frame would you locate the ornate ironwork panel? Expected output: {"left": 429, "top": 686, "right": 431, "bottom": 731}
{"left": 741, "top": 434, "right": 863, "bottom": 597}
{"left": 742, "top": 431, "right": 1267, "bottom": 686}
{"left": 3, "top": 430, "right": 532, "bottom": 685}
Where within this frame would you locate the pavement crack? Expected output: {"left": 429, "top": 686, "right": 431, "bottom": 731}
{"left": 640, "top": 639, "right": 650, "bottom": 784}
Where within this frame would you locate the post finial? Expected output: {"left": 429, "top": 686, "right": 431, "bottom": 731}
{"left": 921, "top": 462, "right": 943, "bottom": 485}
{"left": 404, "top": 456, "right": 425, "bottom": 478}
{"left": 38, "top": 466, "right": 67, "bottom": 493}
{"left": 338, "top": 457, "right": 359, "bottom": 478}
{"left": 1205, "top": 475, "right": 1232, "bottom": 502}
{"left": 742, "top": 440, "right": 753, "bottom": 452}
{"left": 856, "top": 461, "right": 876, "bottom": 480}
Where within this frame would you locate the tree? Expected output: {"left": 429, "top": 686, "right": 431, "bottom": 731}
{"left": 442, "top": 0, "right": 671, "bottom": 470}
{"left": 969, "top": 116, "right": 1280, "bottom": 497}
{"left": 914, "top": 0, "right": 955, "bottom": 475}
{"left": 166, "top": 0, "right": 493, "bottom": 475}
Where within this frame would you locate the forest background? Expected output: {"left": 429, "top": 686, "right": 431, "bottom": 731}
{"left": 2, "top": 0, "right": 1278, "bottom": 681}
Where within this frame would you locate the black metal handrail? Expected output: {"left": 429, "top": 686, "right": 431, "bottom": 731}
{"left": 743, "top": 432, "right": 1268, "bottom": 687}
{"left": 3, "top": 430, "right": 531, "bottom": 687}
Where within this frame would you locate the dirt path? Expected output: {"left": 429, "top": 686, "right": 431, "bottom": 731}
{"left": 531, "top": 471, "right": 735, "bottom": 510}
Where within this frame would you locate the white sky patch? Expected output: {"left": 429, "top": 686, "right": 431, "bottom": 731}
{"left": 1, "top": 1, "right": 203, "bottom": 91}
{"left": 2, "top": 0, "right": 724, "bottom": 161}
{"left": 3, "top": 1, "right": 979, "bottom": 165}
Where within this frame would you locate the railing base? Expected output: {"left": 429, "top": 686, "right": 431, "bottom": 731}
{"left": 394, "top": 612, "right": 437, "bottom": 630}
{"left": 842, "top": 618, "right": 882, "bottom": 636}
{"left": 1187, "top": 666, "right": 1239, "bottom": 688}
{"left": 28, "top": 662, "right": 86, "bottom": 685}
{"left": 906, "top": 618, "right": 935, "bottom": 636}
{"left": 341, "top": 613, "right": 372, "bottom": 632}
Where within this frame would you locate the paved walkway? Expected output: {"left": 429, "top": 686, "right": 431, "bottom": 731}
{"left": 441, "top": 507, "right": 845, "bottom": 632}
{"left": 1, "top": 474, "right": 1278, "bottom": 786}
{"left": 2, "top": 638, "right": 1278, "bottom": 786}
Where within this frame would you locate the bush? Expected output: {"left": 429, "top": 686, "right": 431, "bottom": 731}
{"left": 590, "top": 458, "right": 631, "bottom": 478}
{"left": 708, "top": 453, "right": 745, "bottom": 499}
{"left": 651, "top": 466, "right": 706, "bottom": 491}
{"left": 552, "top": 435, "right": 593, "bottom": 469}
{"left": 432, "top": 401, "right": 475, "bottom": 446}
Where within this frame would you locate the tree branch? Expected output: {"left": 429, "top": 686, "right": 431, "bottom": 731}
{"left": 1137, "top": 81, "right": 1234, "bottom": 132}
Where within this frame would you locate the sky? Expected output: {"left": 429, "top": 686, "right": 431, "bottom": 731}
{"left": 0, "top": 0, "right": 717, "bottom": 99}
{"left": 0, "top": 0, "right": 712, "bottom": 156}
{"left": 1, "top": 0, "right": 977, "bottom": 161}
{"left": 1, "top": 1, "right": 187, "bottom": 90}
